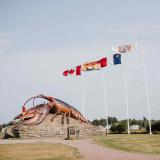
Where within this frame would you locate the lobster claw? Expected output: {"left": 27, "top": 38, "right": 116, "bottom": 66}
{"left": 36, "top": 94, "right": 55, "bottom": 102}
{"left": 36, "top": 94, "right": 45, "bottom": 98}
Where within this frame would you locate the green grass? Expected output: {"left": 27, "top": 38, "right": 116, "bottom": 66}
{"left": 0, "top": 143, "right": 82, "bottom": 160}
{"left": 94, "top": 134, "right": 160, "bottom": 154}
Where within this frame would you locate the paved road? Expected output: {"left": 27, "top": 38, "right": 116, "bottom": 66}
{"left": 0, "top": 138, "right": 160, "bottom": 160}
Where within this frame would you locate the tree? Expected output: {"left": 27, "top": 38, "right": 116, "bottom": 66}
{"left": 99, "top": 118, "right": 106, "bottom": 127}
{"left": 92, "top": 117, "right": 118, "bottom": 127}
{"left": 119, "top": 120, "right": 127, "bottom": 128}
{"left": 142, "top": 117, "right": 148, "bottom": 129}
{"left": 108, "top": 117, "right": 118, "bottom": 124}
{"left": 130, "top": 119, "right": 137, "bottom": 125}
{"left": 92, "top": 119, "right": 100, "bottom": 126}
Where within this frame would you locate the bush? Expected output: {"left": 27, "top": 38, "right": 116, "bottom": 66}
{"left": 110, "top": 125, "right": 117, "bottom": 133}
{"left": 146, "top": 121, "right": 160, "bottom": 133}
{"left": 110, "top": 123, "right": 126, "bottom": 134}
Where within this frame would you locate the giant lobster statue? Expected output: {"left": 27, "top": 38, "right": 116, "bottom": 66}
{"left": 14, "top": 94, "right": 88, "bottom": 126}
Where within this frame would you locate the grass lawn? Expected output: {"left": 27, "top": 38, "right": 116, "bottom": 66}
{"left": 94, "top": 134, "right": 160, "bottom": 154}
{"left": 0, "top": 143, "right": 82, "bottom": 160}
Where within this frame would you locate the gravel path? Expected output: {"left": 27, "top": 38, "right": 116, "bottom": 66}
{"left": 0, "top": 138, "right": 160, "bottom": 160}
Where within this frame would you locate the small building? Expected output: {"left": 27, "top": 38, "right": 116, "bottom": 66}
{"left": 129, "top": 125, "right": 139, "bottom": 130}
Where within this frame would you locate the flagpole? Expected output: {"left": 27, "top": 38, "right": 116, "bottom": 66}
{"left": 139, "top": 42, "right": 152, "bottom": 134}
{"left": 102, "top": 70, "right": 109, "bottom": 134}
{"left": 82, "top": 75, "right": 85, "bottom": 116}
{"left": 122, "top": 64, "right": 130, "bottom": 134}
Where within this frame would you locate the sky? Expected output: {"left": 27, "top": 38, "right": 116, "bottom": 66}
{"left": 0, "top": 0, "right": 160, "bottom": 123}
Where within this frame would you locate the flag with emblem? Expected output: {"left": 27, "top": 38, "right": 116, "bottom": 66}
{"left": 113, "top": 54, "right": 121, "bottom": 65}
{"left": 113, "top": 44, "right": 134, "bottom": 54}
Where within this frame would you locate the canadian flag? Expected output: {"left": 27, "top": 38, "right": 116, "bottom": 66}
{"left": 63, "top": 67, "right": 81, "bottom": 76}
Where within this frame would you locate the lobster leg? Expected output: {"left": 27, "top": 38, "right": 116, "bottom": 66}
{"left": 62, "top": 113, "right": 69, "bottom": 124}
{"left": 61, "top": 113, "right": 65, "bottom": 125}
{"left": 51, "top": 110, "right": 60, "bottom": 122}
{"left": 66, "top": 112, "right": 70, "bottom": 124}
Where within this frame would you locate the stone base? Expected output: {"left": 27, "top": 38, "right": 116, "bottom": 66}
{"left": 5, "top": 114, "right": 106, "bottom": 139}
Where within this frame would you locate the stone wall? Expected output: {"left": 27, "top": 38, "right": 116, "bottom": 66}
{"left": 5, "top": 114, "right": 106, "bottom": 139}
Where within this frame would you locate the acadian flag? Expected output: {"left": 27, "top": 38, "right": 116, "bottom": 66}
{"left": 113, "top": 44, "right": 134, "bottom": 54}
{"left": 113, "top": 54, "right": 121, "bottom": 65}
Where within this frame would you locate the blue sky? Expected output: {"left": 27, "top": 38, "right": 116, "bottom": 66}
{"left": 0, "top": 0, "right": 160, "bottom": 123}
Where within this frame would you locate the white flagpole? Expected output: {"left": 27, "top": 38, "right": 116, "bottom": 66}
{"left": 139, "top": 42, "right": 152, "bottom": 134}
{"left": 122, "top": 64, "right": 130, "bottom": 134}
{"left": 102, "top": 70, "right": 109, "bottom": 134}
{"left": 82, "top": 75, "right": 85, "bottom": 116}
